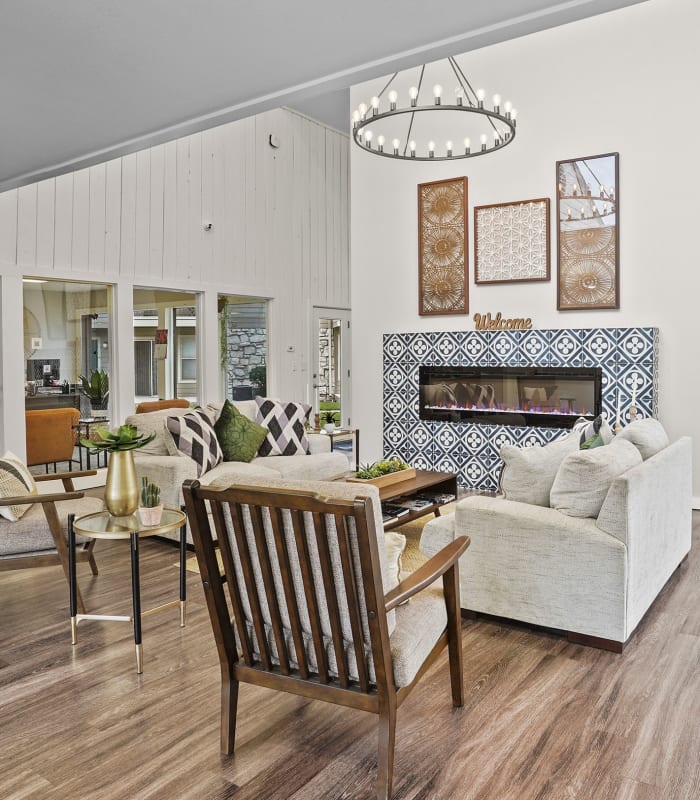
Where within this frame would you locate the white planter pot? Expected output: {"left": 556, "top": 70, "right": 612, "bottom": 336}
{"left": 138, "top": 504, "right": 164, "bottom": 527}
{"left": 324, "top": 423, "right": 336, "bottom": 433}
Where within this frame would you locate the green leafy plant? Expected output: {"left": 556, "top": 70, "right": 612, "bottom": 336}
{"left": 249, "top": 365, "right": 267, "bottom": 397}
{"left": 355, "top": 457, "right": 409, "bottom": 479}
{"left": 80, "top": 423, "right": 156, "bottom": 454}
{"left": 140, "top": 476, "right": 161, "bottom": 508}
{"left": 322, "top": 410, "right": 338, "bottom": 426}
{"left": 77, "top": 369, "right": 109, "bottom": 407}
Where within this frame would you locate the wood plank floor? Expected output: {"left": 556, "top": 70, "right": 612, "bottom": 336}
{"left": 1, "top": 516, "right": 699, "bottom": 800}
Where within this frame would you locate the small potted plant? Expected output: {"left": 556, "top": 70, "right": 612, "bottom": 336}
{"left": 138, "top": 476, "right": 163, "bottom": 526}
{"left": 322, "top": 411, "right": 337, "bottom": 433}
{"left": 77, "top": 369, "right": 109, "bottom": 417}
{"left": 80, "top": 424, "right": 156, "bottom": 516}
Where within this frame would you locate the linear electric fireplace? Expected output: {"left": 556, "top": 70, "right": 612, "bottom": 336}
{"left": 419, "top": 365, "right": 602, "bottom": 429}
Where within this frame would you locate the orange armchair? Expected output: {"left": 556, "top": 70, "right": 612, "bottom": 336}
{"left": 135, "top": 398, "right": 190, "bottom": 413}
{"left": 25, "top": 408, "right": 80, "bottom": 472}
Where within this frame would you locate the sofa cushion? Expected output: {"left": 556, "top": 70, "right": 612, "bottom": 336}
{"left": 0, "top": 451, "right": 37, "bottom": 522}
{"left": 573, "top": 414, "right": 613, "bottom": 447}
{"left": 255, "top": 397, "right": 311, "bottom": 457}
{"left": 616, "top": 418, "right": 669, "bottom": 460}
{"left": 165, "top": 408, "right": 223, "bottom": 477}
{"left": 126, "top": 408, "right": 189, "bottom": 456}
{"left": 499, "top": 432, "right": 579, "bottom": 507}
{"left": 251, "top": 452, "right": 349, "bottom": 481}
{"left": 550, "top": 438, "right": 642, "bottom": 518}
{"left": 214, "top": 400, "right": 268, "bottom": 463}
{"left": 200, "top": 460, "right": 282, "bottom": 488}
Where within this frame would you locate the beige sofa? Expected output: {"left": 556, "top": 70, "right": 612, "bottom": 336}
{"left": 127, "top": 401, "right": 349, "bottom": 533}
{"left": 420, "top": 419, "right": 692, "bottom": 650}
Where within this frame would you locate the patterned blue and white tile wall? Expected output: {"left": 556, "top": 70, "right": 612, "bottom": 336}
{"left": 382, "top": 327, "right": 658, "bottom": 491}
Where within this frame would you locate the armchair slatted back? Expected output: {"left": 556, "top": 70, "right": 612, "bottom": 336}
{"left": 184, "top": 480, "right": 393, "bottom": 698}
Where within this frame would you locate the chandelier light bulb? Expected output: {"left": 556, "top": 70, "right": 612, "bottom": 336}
{"left": 433, "top": 84, "right": 443, "bottom": 105}
{"left": 365, "top": 130, "right": 373, "bottom": 148}
{"left": 352, "top": 110, "right": 360, "bottom": 126}
{"left": 392, "top": 138, "right": 400, "bottom": 155}
{"left": 476, "top": 88, "right": 486, "bottom": 107}
{"left": 409, "top": 140, "right": 416, "bottom": 157}
{"left": 388, "top": 90, "right": 398, "bottom": 110}
{"left": 409, "top": 86, "right": 418, "bottom": 107}
{"left": 504, "top": 100, "right": 512, "bottom": 114}
{"left": 446, "top": 140, "right": 453, "bottom": 157}
{"left": 428, "top": 140, "right": 435, "bottom": 158}
{"left": 377, "top": 135, "right": 385, "bottom": 152}
{"left": 370, "top": 96, "right": 380, "bottom": 115}
{"left": 358, "top": 103, "right": 367, "bottom": 119}
{"left": 511, "top": 109, "right": 518, "bottom": 126}
{"left": 480, "top": 133, "right": 487, "bottom": 151}
{"left": 492, "top": 94, "right": 501, "bottom": 111}
{"left": 463, "top": 137, "right": 471, "bottom": 154}
{"left": 455, "top": 86, "right": 464, "bottom": 106}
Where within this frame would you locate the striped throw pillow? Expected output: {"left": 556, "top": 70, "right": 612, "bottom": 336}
{"left": 0, "top": 451, "right": 38, "bottom": 522}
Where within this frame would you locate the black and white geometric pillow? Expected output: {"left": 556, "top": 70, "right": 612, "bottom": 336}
{"left": 255, "top": 398, "right": 311, "bottom": 457}
{"left": 165, "top": 407, "right": 223, "bottom": 476}
{"left": 573, "top": 413, "right": 613, "bottom": 447}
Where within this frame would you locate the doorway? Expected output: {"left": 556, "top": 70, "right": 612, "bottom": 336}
{"left": 311, "top": 308, "right": 351, "bottom": 427}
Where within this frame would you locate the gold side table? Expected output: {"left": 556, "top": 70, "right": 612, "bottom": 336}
{"left": 68, "top": 508, "right": 187, "bottom": 674}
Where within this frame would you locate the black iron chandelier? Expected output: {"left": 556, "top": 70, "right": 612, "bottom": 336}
{"left": 352, "top": 56, "right": 518, "bottom": 161}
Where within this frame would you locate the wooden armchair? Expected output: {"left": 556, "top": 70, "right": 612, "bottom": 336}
{"left": 0, "top": 469, "right": 104, "bottom": 613}
{"left": 183, "top": 478, "right": 470, "bottom": 800}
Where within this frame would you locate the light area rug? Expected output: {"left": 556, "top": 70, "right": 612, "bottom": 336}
{"left": 184, "top": 502, "right": 458, "bottom": 576}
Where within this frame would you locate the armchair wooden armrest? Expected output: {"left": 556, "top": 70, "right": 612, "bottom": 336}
{"left": 0, "top": 490, "right": 85, "bottom": 507}
{"left": 34, "top": 469, "right": 97, "bottom": 493}
{"left": 385, "top": 536, "right": 470, "bottom": 611}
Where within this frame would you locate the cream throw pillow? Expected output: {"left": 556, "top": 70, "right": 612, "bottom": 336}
{"left": 550, "top": 438, "right": 642, "bottom": 518}
{"left": 616, "top": 418, "right": 669, "bottom": 460}
{"left": 0, "top": 451, "right": 38, "bottom": 522}
{"left": 499, "top": 431, "right": 580, "bottom": 507}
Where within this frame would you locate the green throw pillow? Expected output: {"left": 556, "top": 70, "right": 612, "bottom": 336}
{"left": 580, "top": 432, "right": 605, "bottom": 450}
{"left": 214, "top": 400, "right": 268, "bottom": 462}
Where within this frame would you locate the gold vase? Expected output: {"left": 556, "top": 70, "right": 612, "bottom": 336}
{"left": 104, "top": 450, "right": 139, "bottom": 516}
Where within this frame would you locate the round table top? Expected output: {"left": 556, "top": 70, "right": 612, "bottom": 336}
{"left": 72, "top": 508, "right": 186, "bottom": 539}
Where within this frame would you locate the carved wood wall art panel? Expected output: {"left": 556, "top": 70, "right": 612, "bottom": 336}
{"left": 418, "top": 177, "right": 468, "bottom": 316}
{"left": 474, "top": 198, "right": 550, "bottom": 284}
{"left": 557, "top": 152, "right": 619, "bottom": 310}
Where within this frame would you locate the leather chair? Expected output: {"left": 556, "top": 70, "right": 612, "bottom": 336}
{"left": 25, "top": 408, "right": 80, "bottom": 472}
{"left": 135, "top": 399, "right": 190, "bottom": 414}
{"left": 183, "top": 478, "right": 469, "bottom": 800}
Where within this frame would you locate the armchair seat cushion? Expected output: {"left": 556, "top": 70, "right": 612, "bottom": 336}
{"left": 0, "top": 496, "right": 104, "bottom": 556}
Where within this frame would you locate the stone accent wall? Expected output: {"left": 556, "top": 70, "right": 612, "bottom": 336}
{"left": 223, "top": 321, "right": 266, "bottom": 400}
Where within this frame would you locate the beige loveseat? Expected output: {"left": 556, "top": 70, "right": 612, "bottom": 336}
{"left": 127, "top": 401, "right": 349, "bottom": 530}
{"left": 420, "top": 419, "right": 692, "bottom": 650}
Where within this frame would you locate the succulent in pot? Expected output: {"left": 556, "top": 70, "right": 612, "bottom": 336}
{"left": 138, "top": 476, "right": 163, "bottom": 526}
{"left": 322, "top": 411, "right": 337, "bottom": 433}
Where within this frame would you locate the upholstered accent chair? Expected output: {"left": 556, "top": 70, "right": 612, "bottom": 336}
{"left": 0, "top": 469, "right": 104, "bottom": 613}
{"left": 135, "top": 398, "right": 190, "bottom": 414}
{"left": 25, "top": 408, "right": 80, "bottom": 472}
{"left": 183, "top": 477, "right": 469, "bottom": 800}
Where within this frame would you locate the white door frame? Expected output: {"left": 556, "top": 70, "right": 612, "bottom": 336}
{"left": 310, "top": 306, "right": 351, "bottom": 427}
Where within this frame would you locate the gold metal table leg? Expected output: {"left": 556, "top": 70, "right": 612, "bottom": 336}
{"left": 180, "top": 600, "right": 187, "bottom": 628}
{"left": 135, "top": 643, "right": 143, "bottom": 674}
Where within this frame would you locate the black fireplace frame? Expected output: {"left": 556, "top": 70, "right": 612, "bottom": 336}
{"left": 419, "top": 365, "right": 603, "bottom": 429}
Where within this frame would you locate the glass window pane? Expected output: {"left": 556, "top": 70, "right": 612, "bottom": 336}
{"left": 219, "top": 296, "right": 268, "bottom": 401}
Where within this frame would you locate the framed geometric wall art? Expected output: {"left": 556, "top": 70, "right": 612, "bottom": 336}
{"left": 418, "top": 176, "right": 468, "bottom": 316}
{"left": 474, "top": 198, "right": 550, "bottom": 284}
{"left": 557, "top": 152, "right": 619, "bottom": 310}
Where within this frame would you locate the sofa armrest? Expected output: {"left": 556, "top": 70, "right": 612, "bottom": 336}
{"left": 133, "top": 454, "right": 198, "bottom": 508}
{"left": 307, "top": 433, "right": 331, "bottom": 455}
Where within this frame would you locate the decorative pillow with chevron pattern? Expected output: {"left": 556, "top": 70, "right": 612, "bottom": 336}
{"left": 255, "top": 397, "right": 311, "bottom": 457}
{"left": 164, "top": 407, "right": 223, "bottom": 476}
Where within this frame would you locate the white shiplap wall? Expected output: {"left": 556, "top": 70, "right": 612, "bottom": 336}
{"left": 0, "top": 108, "right": 350, "bottom": 458}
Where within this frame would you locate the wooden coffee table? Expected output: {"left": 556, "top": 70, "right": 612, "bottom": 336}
{"left": 376, "top": 469, "right": 458, "bottom": 531}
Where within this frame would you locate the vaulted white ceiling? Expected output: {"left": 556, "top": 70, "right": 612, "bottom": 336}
{"left": 1, "top": 0, "right": 647, "bottom": 193}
